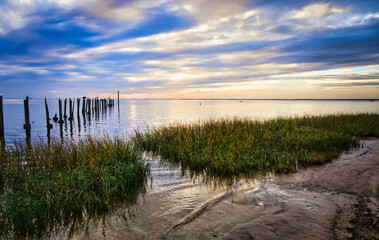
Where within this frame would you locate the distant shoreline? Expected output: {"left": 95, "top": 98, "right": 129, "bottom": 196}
{"left": 2, "top": 98, "right": 378, "bottom": 101}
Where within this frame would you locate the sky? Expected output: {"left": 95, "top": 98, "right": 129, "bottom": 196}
{"left": 0, "top": 0, "right": 378, "bottom": 99}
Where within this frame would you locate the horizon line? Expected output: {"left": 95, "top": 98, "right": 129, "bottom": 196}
{"left": 1, "top": 97, "right": 378, "bottom": 101}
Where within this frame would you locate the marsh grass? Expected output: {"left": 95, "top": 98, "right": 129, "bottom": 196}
{"left": 0, "top": 136, "right": 149, "bottom": 239}
{"left": 134, "top": 113, "right": 379, "bottom": 184}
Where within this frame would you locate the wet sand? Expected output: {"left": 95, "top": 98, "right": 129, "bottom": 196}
{"left": 221, "top": 140, "right": 379, "bottom": 240}
{"left": 61, "top": 140, "right": 378, "bottom": 240}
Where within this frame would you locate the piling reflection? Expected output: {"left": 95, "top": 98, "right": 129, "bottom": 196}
{"left": 1, "top": 99, "right": 378, "bottom": 147}
{"left": 59, "top": 121, "right": 63, "bottom": 142}
{"left": 47, "top": 128, "right": 51, "bottom": 147}
{"left": 77, "top": 114, "right": 81, "bottom": 136}
{"left": 69, "top": 119, "right": 73, "bottom": 139}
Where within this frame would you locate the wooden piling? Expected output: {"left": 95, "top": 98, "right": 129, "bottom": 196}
{"left": 118, "top": 91, "right": 119, "bottom": 106}
{"left": 58, "top": 98, "right": 63, "bottom": 124}
{"left": 68, "top": 98, "right": 72, "bottom": 121}
{"left": 85, "top": 98, "right": 87, "bottom": 113}
{"left": 0, "top": 96, "right": 4, "bottom": 140}
{"left": 77, "top": 98, "right": 80, "bottom": 117}
{"left": 96, "top": 98, "right": 99, "bottom": 113}
{"left": 70, "top": 99, "right": 74, "bottom": 120}
{"left": 87, "top": 98, "right": 91, "bottom": 114}
{"left": 44, "top": 98, "right": 53, "bottom": 129}
{"left": 82, "top": 97, "right": 86, "bottom": 115}
{"left": 23, "top": 96, "right": 31, "bottom": 136}
{"left": 64, "top": 98, "right": 67, "bottom": 119}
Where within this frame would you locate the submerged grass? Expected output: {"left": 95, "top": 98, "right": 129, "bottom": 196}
{"left": 0, "top": 136, "right": 149, "bottom": 239}
{"left": 134, "top": 113, "right": 379, "bottom": 184}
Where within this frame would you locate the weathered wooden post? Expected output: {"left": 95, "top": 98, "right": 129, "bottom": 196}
{"left": 58, "top": 98, "right": 63, "bottom": 124}
{"left": 23, "top": 96, "right": 31, "bottom": 137}
{"left": 64, "top": 98, "right": 67, "bottom": 119}
{"left": 0, "top": 96, "right": 4, "bottom": 140}
{"left": 68, "top": 98, "right": 73, "bottom": 121}
{"left": 87, "top": 99, "right": 91, "bottom": 121}
{"left": 117, "top": 92, "right": 120, "bottom": 114}
{"left": 85, "top": 98, "right": 88, "bottom": 114}
{"left": 87, "top": 98, "right": 91, "bottom": 114}
{"left": 82, "top": 96, "right": 86, "bottom": 115}
{"left": 95, "top": 98, "right": 98, "bottom": 114}
{"left": 44, "top": 98, "right": 53, "bottom": 129}
{"left": 77, "top": 98, "right": 80, "bottom": 117}
{"left": 70, "top": 99, "right": 75, "bottom": 120}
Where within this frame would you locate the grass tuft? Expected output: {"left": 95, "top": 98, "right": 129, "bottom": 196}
{"left": 134, "top": 113, "right": 379, "bottom": 184}
{"left": 0, "top": 136, "right": 149, "bottom": 238}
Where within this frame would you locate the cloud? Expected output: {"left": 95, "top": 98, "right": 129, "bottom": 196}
{"left": 292, "top": 3, "right": 348, "bottom": 19}
{"left": 276, "top": 20, "right": 379, "bottom": 67}
{"left": 0, "top": 0, "right": 378, "bottom": 98}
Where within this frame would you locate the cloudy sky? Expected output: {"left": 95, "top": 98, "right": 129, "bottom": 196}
{"left": 0, "top": 0, "right": 378, "bottom": 99}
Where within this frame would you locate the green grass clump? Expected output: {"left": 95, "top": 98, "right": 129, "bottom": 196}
{"left": 134, "top": 113, "right": 379, "bottom": 183}
{"left": 0, "top": 136, "right": 149, "bottom": 238}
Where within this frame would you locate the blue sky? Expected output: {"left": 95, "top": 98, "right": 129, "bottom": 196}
{"left": 0, "top": 0, "right": 378, "bottom": 99}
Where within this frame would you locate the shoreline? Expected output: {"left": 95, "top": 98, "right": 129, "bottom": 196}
{"left": 166, "top": 140, "right": 379, "bottom": 239}
{"left": 65, "top": 140, "right": 378, "bottom": 239}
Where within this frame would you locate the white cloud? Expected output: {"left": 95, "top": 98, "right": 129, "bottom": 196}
{"left": 63, "top": 7, "right": 292, "bottom": 61}
{"left": 0, "top": 8, "right": 26, "bottom": 34}
{"left": 292, "top": 3, "right": 348, "bottom": 19}
{"left": 340, "top": 12, "right": 379, "bottom": 27}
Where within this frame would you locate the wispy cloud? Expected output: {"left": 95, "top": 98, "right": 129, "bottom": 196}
{"left": 0, "top": 0, "right": 378, "bottom": 98}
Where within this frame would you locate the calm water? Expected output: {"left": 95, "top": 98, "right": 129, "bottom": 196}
{"left": 2, "top": 99, "right": 379, "bottom": 239}
{"left": 2, "top": 99, "right": 379, "bottom": 145}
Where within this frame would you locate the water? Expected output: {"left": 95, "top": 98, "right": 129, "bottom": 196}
{"left": 2, "top": 99, "right": 379, "bottom": 145}
{"left": 2, "top": 99, "right": 379, "bottom": 239}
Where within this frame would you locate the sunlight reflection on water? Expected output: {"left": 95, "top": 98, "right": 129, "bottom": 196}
{"left": 3, "top": 99, "right": 378, "bottom": 239}
{"left": 2, "top": 99, "right": 379, "bottom": 145}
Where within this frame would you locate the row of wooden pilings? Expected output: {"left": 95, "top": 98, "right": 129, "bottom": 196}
{"left": 0, "top": 91, "right": 120, "bottom": 143}
{"left": 53, "top": 96, "right": 115, "bottom": 123}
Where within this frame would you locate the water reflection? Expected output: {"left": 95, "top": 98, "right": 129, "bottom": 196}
{"left": 2, "top": 99, "right": 379, "bottom": 239}
{"left": 1, "top": 99, "right": 379, "bottom": 145}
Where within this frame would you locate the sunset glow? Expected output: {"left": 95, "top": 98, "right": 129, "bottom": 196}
{"left": 1, "top": 0, "right": 378, "bottom": 98}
